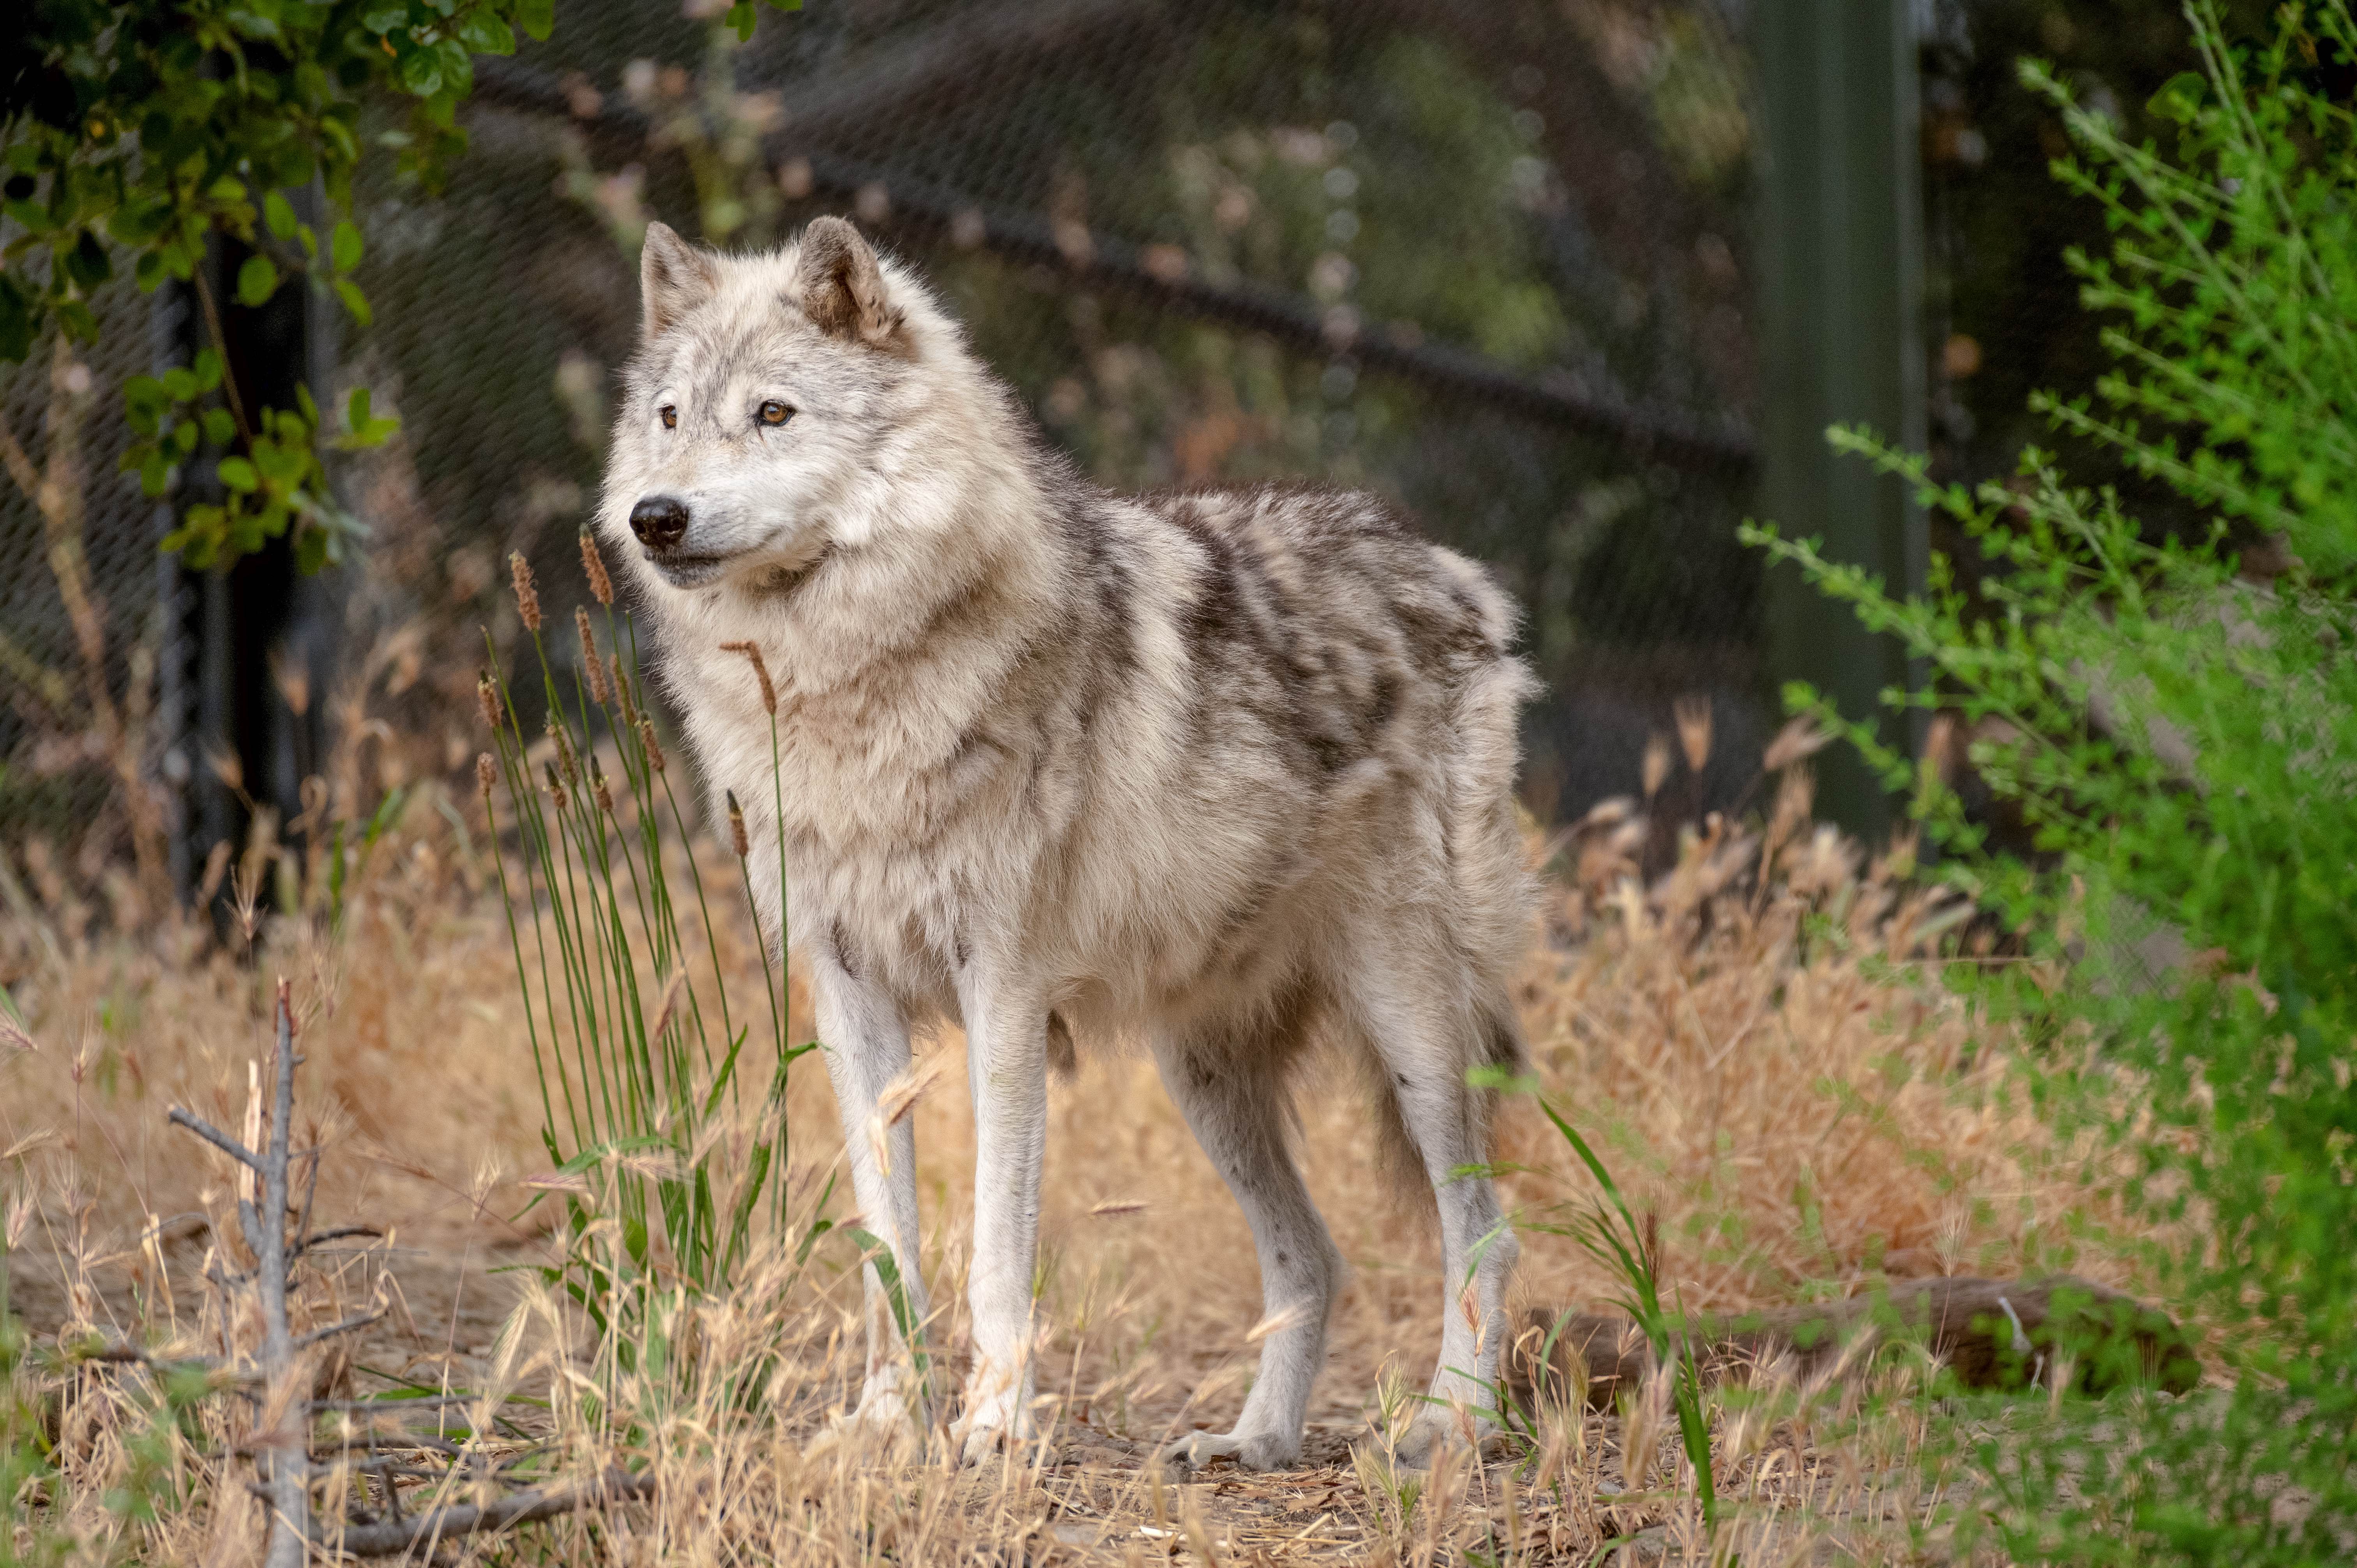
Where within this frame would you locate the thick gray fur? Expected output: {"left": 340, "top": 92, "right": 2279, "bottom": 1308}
{"left": 599, "top": 217, "right": 1537, "bottom": 1469}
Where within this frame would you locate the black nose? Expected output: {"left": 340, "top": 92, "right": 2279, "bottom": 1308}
{"left": 630, "top": 494, "right": 690, "bottom": 551}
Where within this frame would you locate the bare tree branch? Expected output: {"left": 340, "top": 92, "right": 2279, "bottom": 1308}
{"left": 293, "top": 1307, "right": 387, "bottom": 1351}
{"left": 311, "top": 1467, "right": 655, "bottom": 1558}
{"left": 167, "top": 1106, "right": 265, "bottom": 1171}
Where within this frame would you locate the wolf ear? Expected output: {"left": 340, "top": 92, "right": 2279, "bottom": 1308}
{"left": 640, "top": 221, "right": 720, "bottom": 340}
{"left": 795, "top": 217, "right": 900, "bottom": 347}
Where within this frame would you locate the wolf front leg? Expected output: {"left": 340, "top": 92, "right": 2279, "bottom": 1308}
{"left": 814, "top": 957, "right": 932, "bottom": 1438}
{"left": 953, "top": 972, "right": 1050, "bottom": 1465}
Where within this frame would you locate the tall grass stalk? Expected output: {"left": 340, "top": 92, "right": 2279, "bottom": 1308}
{"left": 1533, "top": 1098, "right": 1718, "bottom": 1532}
{"left": 475, "top": 542, "right": 803, "bottom": 1384}
{"left": 1472, "top": 1074, "right": 1720, "bottom": 1535}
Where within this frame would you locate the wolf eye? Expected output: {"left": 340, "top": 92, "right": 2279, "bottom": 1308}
{"left": 659, "top": 405, "right": 678, "bottom": 430}
{"left": 758, "top": 401, "right": 794, "bottom": 427}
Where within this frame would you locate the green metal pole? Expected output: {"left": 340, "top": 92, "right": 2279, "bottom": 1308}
{"left": 1753, "top": 0, "right": 1929, "bottom": 840}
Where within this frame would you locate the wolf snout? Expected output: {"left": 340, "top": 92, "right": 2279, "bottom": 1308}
{"left": 630, "top": 494, "right": 691, "bottom": 552}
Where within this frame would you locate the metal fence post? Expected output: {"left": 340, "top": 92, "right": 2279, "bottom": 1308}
{"left": 1753, "top": 0, "right": 1929, "bottom": 839}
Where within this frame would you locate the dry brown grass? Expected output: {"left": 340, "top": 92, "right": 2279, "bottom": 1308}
{"left": 2, "top": 741, "right": 2168, "bottom": 1565}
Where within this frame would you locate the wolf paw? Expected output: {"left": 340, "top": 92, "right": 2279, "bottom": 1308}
{"left": 824, "top": 1379, "right": 921, "bottom": 1448}
{"left": 1360, "top": 1411, "right": 1509, "bottom": 1472}
{"left": 1161, "top": 1428, "right": 1300, "bottom": 1473}
{"left": 952, "top": 1393, "right": 1034, "bottom": 1467}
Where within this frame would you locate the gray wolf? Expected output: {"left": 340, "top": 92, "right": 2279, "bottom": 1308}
{"left": 597, "top": 216, "right": 1537, "bottom": 1469}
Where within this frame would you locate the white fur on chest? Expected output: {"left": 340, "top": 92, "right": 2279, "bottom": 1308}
{"left": 663, "top": 609, "right": 1020, "bottom": 1010}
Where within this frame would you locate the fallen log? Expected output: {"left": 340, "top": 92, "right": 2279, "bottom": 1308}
{"left": 1506, "top": 1275, "right": 2200, "bottom": 1413}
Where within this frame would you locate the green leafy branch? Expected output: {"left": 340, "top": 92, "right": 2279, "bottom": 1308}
{"left": 3, "top": 0, "right": 557, "bottom": 572}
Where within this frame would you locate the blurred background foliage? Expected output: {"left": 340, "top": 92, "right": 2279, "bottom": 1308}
{"left": 0, "top": 0, "right": 2261, "bottom": 893}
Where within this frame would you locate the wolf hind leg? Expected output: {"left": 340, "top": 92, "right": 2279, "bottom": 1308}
{"left": 1341, "top": 927, "right": 1521, "bottom": 1468}
{"left": 1153, "top": 999, "right": 1342, "bottom": 1472}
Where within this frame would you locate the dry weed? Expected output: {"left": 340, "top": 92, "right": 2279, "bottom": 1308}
{"left": 2, "top": 739, "right": 2170, "bottom": 1564}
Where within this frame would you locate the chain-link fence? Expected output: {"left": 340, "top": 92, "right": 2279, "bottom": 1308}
{"left": 371, "top": 0, "right": 1769, "bottom": 829}
{"left": 2, "top": 0, "right": 2195, "bottom": 884}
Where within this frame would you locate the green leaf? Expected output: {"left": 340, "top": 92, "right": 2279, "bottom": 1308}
{"left": 332, "top": 277, "right": 371, "bottom": 326}
{"left": 432, "top": 37, "right": 473, "bottom": 94}
{"left": 62, "top": 230, "right": 113, "bottom": 291}
{"left": 518, "top": 0, "right": 553, "bottom": 40}
{"left": 295, "top": 523, "right": 330, "bottom": 576}
{"left": 252, "top": 434, "right": 309, "bottom": 485}
{"left": 263, "top": 191, "right": 298, "bottom": 239}
{"left": 124, "top": 376, "right": 170, "bottom": 425}
{"left": 107, "top": 200, "right": 174, "bottom": 247}
{"left": 202, "top": 408, "right": 236, "bottom": 447}
{"left": 399, "top": 48, "right": 442, "bottom": 97}
{"left": 53, "top": 299, "right": 98, "bottom": 343}
{"left": 456, "top": 11, "right": 516, "bottom": 54}
{"left": 0, "top": 276, "right": 35, "bottom": 362}
{"left": 2149, "top": 71, "right": 2206, "bottom": 125}
{"left": 346, "top": 385, "right": 375, "bottom": 431}
{"left": 217, "top": 456, "right": 259, "bottom": 492}
{"left": 235, "top": 253, "right": 279, "bottom": 306}
{"left": 330, "top": 219, "right": 362, "bottom": 272}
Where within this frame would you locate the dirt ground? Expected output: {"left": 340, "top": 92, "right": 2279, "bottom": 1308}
{"left": 6, "top": 1171, "right": 1909, "bottom": 1567}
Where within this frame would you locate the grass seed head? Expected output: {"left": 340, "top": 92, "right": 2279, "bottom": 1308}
{"left": 1763, "top": 715, "right": 1831, "bottom": 773}
{"left": 1619, "top": 1368, "right": 1669, "bottom": 1489}
{"left": 650, "top": 969, "right": 689, "bottom": 1042}
{"left": 544, "top": 760, "right": 568, "bottom": 813}
{"left": 1643, "top": 732, "right": 1672, "bottom": 798}
{"left": 719, "top": 639, "right": 776, "bottom": 715}
{"left": 578, "top": 608, "right": 611, "bottom": 706}
{"left": 579, "top": 528, "right": 613, "bottom": 605}
{"left": 475, "top": 752, "right": 496, "bottom": 801}
{"left": 1675, "top": 692, "right": 1714, "bottom": 774}
{"left": 477, "top": 670, "right": 500, "bottom": 731}
{"left": 641, "top": 717, "right": 666, "bottom": 772}
{"left": 550, "top": 720, "right": 578, "bottom": 786}
{"left": 611, "top": 653, "right": 636, "bottom": 726}
{"left": 726, "top": 789, "right": 749, "bottom": 856}
{"left": 509, "top": 551, "right": 542, "bottom": 632}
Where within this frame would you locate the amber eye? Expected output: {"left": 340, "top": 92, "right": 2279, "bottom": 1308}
{"left": 758, "top": 401, "right": 794, "bottom": 427}
{"left": 659, "top": 404, "right": 678, "bottom": 430}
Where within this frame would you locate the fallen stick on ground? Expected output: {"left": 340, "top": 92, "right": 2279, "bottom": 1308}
{"left": 310, "top": 1466, "right": 656, "bottom": 1557}
{"left": 159, "top": 978, "right": 651, "bottom": 1560}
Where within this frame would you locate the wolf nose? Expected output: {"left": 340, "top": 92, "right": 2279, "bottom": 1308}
{"left": 630, "top": 494, "right": 690, "bottom": 551}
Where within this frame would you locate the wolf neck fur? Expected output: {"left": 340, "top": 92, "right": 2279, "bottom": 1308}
{"left": 658, "top": 431, "right": 1084, "bottom": 863}
{"left": 720, "top": 447, "right": 1065, "bottom": 707}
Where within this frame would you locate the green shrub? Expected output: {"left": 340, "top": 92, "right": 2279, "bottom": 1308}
{"left": 1743, "top": 2, "right": 2357, "bottom": 1559}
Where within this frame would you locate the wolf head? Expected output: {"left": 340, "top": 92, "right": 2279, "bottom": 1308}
{"left": 600, "top": 217, "right": 1013, "bottom": 596}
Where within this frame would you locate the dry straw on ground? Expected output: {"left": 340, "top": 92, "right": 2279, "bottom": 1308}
{"left": 2, "top": 722, "right": 2168, "bottom": 1564}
